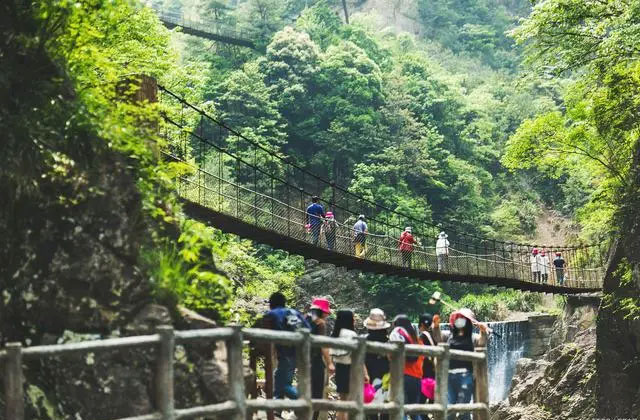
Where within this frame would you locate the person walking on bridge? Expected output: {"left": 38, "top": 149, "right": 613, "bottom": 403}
{"left": 324, "top": 211, "right": 337, "bottom": 251}
{"left": 306, "top": 196, "right": 325, "bottom": 246}
{"left": 530, "top": 248, "right": 542, "bottom": 283}
{"left": 399, "top": 227, "right": 416, "bottom": 268}
{"left": 553, "top": 252, "right": 566, "bottom": 285}
{"left": 353, "top": 215, "right": 368, "bottom": 258}
{"left": 436, "top": 231, "right": 450, "bottom": 272}
{"left": 540, "top": 250, "right": 551, "bottom": 283}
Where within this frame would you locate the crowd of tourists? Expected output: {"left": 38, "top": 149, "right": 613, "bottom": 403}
{"left": 263, "top": 292, "right": 491, "bottom": 420}
{"left": 308, "top": 197, "right": 576, "bottom": 286}
{"left": 305, "top": 196, "right": 450, "bottom": 271}
{"left": 529, "top": 248, "right": 566, "bottom": 285}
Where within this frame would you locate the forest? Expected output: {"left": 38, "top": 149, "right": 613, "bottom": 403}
{"left": 3, "top": 0, "right": 640, "bottom": 417}
{"left": 1, "top": 0, "right": 624, "bottom": 323}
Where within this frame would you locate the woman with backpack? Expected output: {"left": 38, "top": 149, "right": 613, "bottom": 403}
{"left": 364, "top": 308, "right": 391, "bottom": 420}
{"left": 389, "top": 315, "right": 424, "bottom": 420}
{"left": 331, "top": 309, "right": 370, "bottom": 420}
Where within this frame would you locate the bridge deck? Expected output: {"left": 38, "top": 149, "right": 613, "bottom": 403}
{"left": 151, "top": 7, "right": 257, "bottom": 49}
{"left": 184, "top": 201, "right": 601, "bottom": 295}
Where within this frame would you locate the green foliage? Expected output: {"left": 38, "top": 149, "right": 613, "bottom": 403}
{"left": 358, "top": 275, "right": 442, "bottom": 319}
{"left": 449, "top": 290, "right": 542, "bottom": 321}
{"left": 142, "top": 220, "right": 233, "bottom": 320}
{"left": 417, "top": 0, "right": 526, "bottom": 69}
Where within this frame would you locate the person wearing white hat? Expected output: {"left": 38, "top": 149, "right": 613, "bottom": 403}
{"left": 363, "top": 309, "right": 391, "bottom": 420}
{"left": 435, "top": 231, "right": 450, "bottom": 272}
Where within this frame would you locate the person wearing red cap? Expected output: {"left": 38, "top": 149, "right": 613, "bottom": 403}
{"left": 307, "top": 298, "right": 334, "bottom": 420}
{"left": 530, "top": 248, "right": 542, "bottom": 283}
{"left": 399, "top": 227, "right": 416, "bottom": 269}
{"left": 324, "top": 211, "right": 337, "bottom": 251}
{"left": 432, "top": 309, "right": 489, "bottom": 420}
{"left": 553, "top": 252, "right": 566, "bottom": 285}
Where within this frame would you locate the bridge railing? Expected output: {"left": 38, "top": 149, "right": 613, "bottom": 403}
{"left": 157, "top": 85, "right": 606, "bottom": 291}
{"left": 150, "top": 6, "right": 253, "bottom": 45}
{"left": 1, "top": 326, "right": 489, "bottom": 420}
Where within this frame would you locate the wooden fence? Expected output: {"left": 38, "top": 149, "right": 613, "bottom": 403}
{"left": 1, "top": 326, "right": 489, "bottom": 420}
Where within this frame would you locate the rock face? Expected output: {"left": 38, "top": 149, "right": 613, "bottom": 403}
{"left": 294, "top": 259, "right": 369, "bottom": 319}
{"left": 525, "top": 314, "right": 557, "bottom": 358}
{"left": 491, "top": 299, "right": 598, "bottom": 420}
{"left": 0, "top": 145, "right": 230, "bottom": 419}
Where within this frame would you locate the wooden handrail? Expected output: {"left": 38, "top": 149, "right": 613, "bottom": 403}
{"left": 2, "top": 326, "right": 490, "bottom": 420}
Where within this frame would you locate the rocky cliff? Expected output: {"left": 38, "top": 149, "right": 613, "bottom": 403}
{"left": 491, "top": 296, "right": 599, "bottom": 420}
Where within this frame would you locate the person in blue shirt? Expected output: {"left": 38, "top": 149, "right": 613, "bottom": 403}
{"left": 306, "top": 196, "right": 325, "bottom": 246}
{"left": 353, "top": 215, "right": 368, "bottom": 258}
{"left": 263, "top": 292, "right": 309, "bottom": 403}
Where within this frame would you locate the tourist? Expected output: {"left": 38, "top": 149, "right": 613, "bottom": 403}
{"left": 530, "top": 248, "right": 541, "bottom": 283}
{"left": 353, "top": 215, "right": 368, "bottom": 258}
{"left": 331, "top": 309, "right": 370, "bottom": 420}
{"left": 399, "top": 227, "right": 416, "bottom": 268}
{"left": 307, "top": 298, "right": 335, "bottom": 420}
{"left": 324, "top": 211, "right": 337, "bottom": 251}
{"left": 306, "top": 196, "right": 325, "bottom": 246}
{"left": 436, "top": 231, "right": 450, "bottom": 272}
{"left": 364, "top": 308, "right": 391, "bottom": 420}
{"left": 263, "top": 292, "right": 309, "bottom": 402}
{"left": 389, "top": 315, "right": 424, "bottom": 420}
{"left": 553, "top": 252, "right": 566, "bottom": 285}
{"left": 433, "top": 308, "right": 490, "bottom": 420}
{"left": 540, "top": 250, "right": 551, "bottom": 283}
{"left": 418, "top": 313, "right": 437, "bottom": 405}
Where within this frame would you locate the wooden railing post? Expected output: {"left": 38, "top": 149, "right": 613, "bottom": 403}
{"left": 389, "top": 342, "right": 405, "bottom": 420}
{"left": 473, "top": 347, "right": 489, "bottom": 420}
{"left": 348, "top": 337, "right": 367, "bottom": 420}
{"left": 4, "top": 342, "right": 24, "bottom": 420}
{"left": 265, "top": 342, "right": 275, "bottom": 420}
{"left": 228, "top": 325, "right": 247, "bottom": 420}
{"left": 296, "top": 329, "right": 312, "bottom": 420}
{"left": 156, "top": 325, "right": 175, "bottom": 420}
{"left": 435, "top": 343, "right": 450, "bottom": 420}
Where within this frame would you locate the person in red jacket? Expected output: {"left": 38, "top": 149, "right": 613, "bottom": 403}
{"left": 399, "top": 227, "right": 416, "bottom": 268}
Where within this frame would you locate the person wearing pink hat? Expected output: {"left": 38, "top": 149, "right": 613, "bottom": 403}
{"left": 530, "top": 248, "right": 542, "bottom": 283}
{"left": 433, "top": 308, "right": 490, "bottom": 420}
{"left": 307, "top": 298, "right": 334, "bottom": 420}
{"left": 324, "top": 211, "right": 337, "bottom": 251}
{"left": 539, "top": 250, "right": 551, "bottom": 283}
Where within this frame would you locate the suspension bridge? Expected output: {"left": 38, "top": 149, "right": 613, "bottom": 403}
{"left": 151, "top": 6, "right": 258, "bottom": 50}
{"left": 157, "top": 84, "right": 606, "bottom": 295}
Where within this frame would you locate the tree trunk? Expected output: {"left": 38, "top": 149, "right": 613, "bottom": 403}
{"left": 341, "top": 0, "right": 349, "bottom": 24}
{"left": 596, "top": 139, "right": 640, "bottom": 417}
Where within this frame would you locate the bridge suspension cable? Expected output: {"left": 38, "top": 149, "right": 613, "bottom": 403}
{"left": 157, "top": 85, "right": 606, "bottom": 293}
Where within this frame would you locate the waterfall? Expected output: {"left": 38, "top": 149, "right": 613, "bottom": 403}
{"left": 433, "top": 319, "right": 529, "bottom": 402}
{"left": 486, "top": 320, "right": 529, "bottom": 402}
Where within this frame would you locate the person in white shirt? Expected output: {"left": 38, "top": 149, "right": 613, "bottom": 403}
{"left": 530, "top": 248, "right": 542, "bottom": 283}
{"left": 436, "top": 231, "right": 450, "bottom": 272}
{"left": 330, "top": 309, "right": 369, "bottom": 420}
{"left": 539, "top": 250, "right": 551, "bottom": 283}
